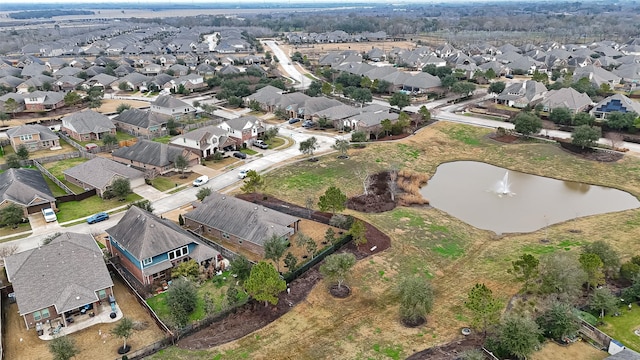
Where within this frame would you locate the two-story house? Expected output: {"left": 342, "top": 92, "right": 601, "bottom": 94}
{"left": 23, "top": 91, "right": 65, "bottom": 112}
{"left": 61, "top": 109, "right": 116, "bottom": 142}
{"left": 184, "top": 192, "right": 300, "bottom": 258}
{"left": 169, "top": 125, "right": 235, "bottom": 158}
{"left": 149, "top": 95, "right": 196, "bottom": 120}
{"left": 218, "top": 116, "right": 264, "bottom": 148}
{"left": 5, "top": 232, "right": 114, "bottom": 331}
{"left": 106, "top": 206, "right": 220, "bottom": 286}
{"left": 6, "top": 124, "right": 60, "bottom": 152}
{"left": 496, "top": 80, "right": 548, "bottom": 108}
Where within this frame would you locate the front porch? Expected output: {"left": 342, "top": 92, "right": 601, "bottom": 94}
{"left": 38, "top": 302, "right": 122, "bottom": 340}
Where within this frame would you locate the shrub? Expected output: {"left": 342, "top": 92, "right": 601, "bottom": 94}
{"left": 329, "top": 214, "right": 354, "bottom": 230}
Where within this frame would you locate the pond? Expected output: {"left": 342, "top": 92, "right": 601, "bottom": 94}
{"left": 420, "top": 161, "right": 640, "bottom": 234}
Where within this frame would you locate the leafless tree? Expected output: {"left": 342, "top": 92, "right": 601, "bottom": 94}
{"left": 388, "top": 164, "right": 399, "bottom": 202}
{"left": 0, "top": 244, "right": 18, "bottom": 266}
{"left": 606, "top": 132, "right": 624, "bottom": 150}
{"left": 354, "top": 166, "right": 372, "bottom": 196}
{"left": 305, "top": 196, "right": 314, "bottom": 219}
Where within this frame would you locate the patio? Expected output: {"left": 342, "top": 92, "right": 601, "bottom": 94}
{"left": 38, "top": 302, "right": 123, "bottom": 340}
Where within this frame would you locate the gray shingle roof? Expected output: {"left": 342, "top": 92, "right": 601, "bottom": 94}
{"left": 111, "top": 139, "right": 185, "bottom": 167}
{"left": 223, "top": 115, "right": 262, "bottom": 132}
{"left": 62, "top": 109, "right": 115, "bottom": 134}
{"left": 63, "top": 157, "right": 144, "bottom": 190}
{"left": 184, "top": 192, "right": 299, "bottom": 246}
{"left": 0, "top": 168, "right": 54, "bottom": 207}
{"left": 5, "top": 232, "right": 113, "bottom": 315}
{"left": 113, "top": 108, "right": 170, "bottom": 129}
{"left": 106, "top": 206, "right": 215, "bottom": 260}
{"left": 151, "top": 95, "right": 192, "bottom": 109}
{"left": 541, "top": 88, "right": 592, "bottom": 112}
{"left": 607, "top": 348, "right": 640, "bottom": 360}
{"left": 7, "top": 124, "right": 58, "bottom": 141}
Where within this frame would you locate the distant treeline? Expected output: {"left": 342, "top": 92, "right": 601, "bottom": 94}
{"left": 9, "top": 10, "right": 94, "bottom": 20}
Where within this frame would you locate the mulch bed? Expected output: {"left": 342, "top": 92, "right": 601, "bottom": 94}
{"left": 346, "top": 171, "right": 396, "bottom": 213}
{"left": 406, "top": 333, "right": 485, "bottom": 360}
{"left": 329, "top": 284, "right": 351, "bottom": 298}
{"left": 488, "top": 133, "right": 520, "bottom": 143}
{"left": 176, "top": 194, "right": 391, "bottom": 350}
{"left": 558, "top": 141, "right": 624, "bottom": 162}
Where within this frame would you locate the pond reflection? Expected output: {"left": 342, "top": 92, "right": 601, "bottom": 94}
{"left": 420, "top": 161, "right": 639, "bottom": 234}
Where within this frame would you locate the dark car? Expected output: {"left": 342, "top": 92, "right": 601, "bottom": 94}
{"left": 302, "top": 120, "right": 315, "bottom": 128}
{"left": 233, "top": 151, "right": 247, "bottom": 159}
{"left": 87, "top": 212, "right": 109, "bottom": 224}
{"left": 288, "top": 117, "right": 301, "bottom": 124}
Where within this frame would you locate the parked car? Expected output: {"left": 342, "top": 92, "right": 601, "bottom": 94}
{"left": 42, "top": 208, "right": 57, "bottom": 223}
{"left": 192, "top": 175, "right": 209, "bottom": 187}
{"left": 253, "top": 140, "right": 269, "bottom": 149}
{"left": 238, "top": 169, "right": 251, "bottom": 179}
{"left": 288, "top": 117, "right": 301, "bottom": 124}
{"left": 302, "top": 120, "right": 315, "bottom": 128}
{"left": 233, "top": 151, "right": 247, "bottom": 159}
{"left": 87, "top": 212, "right": 109, "bottom": 224}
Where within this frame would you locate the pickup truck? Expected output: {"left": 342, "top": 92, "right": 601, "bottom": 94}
{"left": 253, "top": 140, "right": 269, "bottom": 149}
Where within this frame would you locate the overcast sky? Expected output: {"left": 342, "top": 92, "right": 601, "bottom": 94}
{"left": 1, "top": 0, "right": 501, "bottom": 5}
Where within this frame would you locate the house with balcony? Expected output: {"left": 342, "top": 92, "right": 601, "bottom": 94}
{"left": 169, "top": 125, "right": 236, "bottom": 158}
{"left": 184, "top": 192, "right": 300, "bottom": 258}
{"left": 218, "top": 116, "right": 264, "bottom": 148}
{"left": 106, "top": 206, "right": 219, "bottom": 286}
{"left": 6, "top": 124, "right": 60, "bottom": 152}
{"left": 61, "top": 109, "right": 116, "bottom": 142}
{"left": 5, "top": 232, "right": 114, "bottom": 331}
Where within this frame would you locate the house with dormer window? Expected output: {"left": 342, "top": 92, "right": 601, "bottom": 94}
{"left": 106, "top": 206, "right": 219, "bottom": 286}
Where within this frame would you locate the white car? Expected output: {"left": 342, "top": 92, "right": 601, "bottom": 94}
{"left": 42, "top": 208, "right": 57, "bottom": 223}
{"left": 192, "top": 175, "right": 209, "bottom": 187}
{"left": 238, "top": 169, "right": 251, "bottom": 179}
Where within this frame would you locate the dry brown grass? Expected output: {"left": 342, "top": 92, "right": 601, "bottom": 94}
{"left": 397, "top": 169, "right": 430, "bottom": 206}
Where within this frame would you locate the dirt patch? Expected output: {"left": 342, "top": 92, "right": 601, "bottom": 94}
{"left": 406, "top": 333, "right": 484, "bottom": 360}
{"left": 346, "top": 170, "right": 430, "bottom": 213}
{"left": 489, "top": 132, "right": 520, "bottom": 143}
{"left": 328, "top": 284, "right": 351, "bottom": 298}
{"left": 558, "top": 141, "right": 624, "bottom": 162}
{"left": 175, "top": 195, "right": 391, "bottom": 349}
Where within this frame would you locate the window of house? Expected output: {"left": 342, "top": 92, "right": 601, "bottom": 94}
{"left": 98, "top": 289, "right": 107, "bottom": 299}
{"left": 19, "top": 134, "right": 33, "bottom": 141}
{"left": 168, "top": 245, "right": 188, "bottom": 260}
{"left": 33, "top": 311, "right": 41, "bottom": 321}
{"left": 143, "top": 257, "right": 152, "bottom": 266}
{"left": 41, "top": 308, "right": 50, "bottom": 319}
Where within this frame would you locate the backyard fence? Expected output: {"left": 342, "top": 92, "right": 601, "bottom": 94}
{"left": 579, "top": 319, "right": 612, "bottom": 350}
{"left": 187, "top": 229, "right": 248, "bottom": 263}
{"left": 33, "top": 160, "right": 74, "bottom": 195}
{"left": 56, "top": 189, "right": 97, "bottom": 204}
{"left": 284, "top": 234, "right": 352, "bottom": 283}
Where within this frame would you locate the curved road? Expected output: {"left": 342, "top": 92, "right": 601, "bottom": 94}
{"left": 263, "top": 40, "right": 312, "bottom": 90}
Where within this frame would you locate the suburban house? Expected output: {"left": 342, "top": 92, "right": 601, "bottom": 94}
{"left": 5, "top": 232, "right": 114, "bottom": 330}
{"left": 111, "top": 139, "right": 200, "bottom": 173}
{"left": 345, "top": 109, "right": 400, "bottom": 138}
{"left": 6, "top": 124, "right": 60, "bottom": 152}
{"left": 184, "top": 192, "right": 301, "bottom": 258}
{"left": 540, "top": 87, "right": 593, "bottom": 114}
{"left": 150, "top": 95, "right": 196, "bottom": 119}
{"left": 218, "top": 116, "right": 264, "bottom": 147}
{"left": 0, "top": 168, "right": 57, "bottom": 216}
{"left": 496, "top": 80, "right": 548, "bottom": 108}
{"left": 106, "top": 206, "right": 220, "bottom": 286}
{"left": 23, "top": 91, "right": 65, "bottom": 112}
{"left": 61, "top": 109, "right": 116, "bottom": 142}
{"left": 112, "top": 108, "right": 170, "bottom": 137}
{"left": 169, "top": 125, "right": 236, "bottom": 158}
{"left": 63, "top": 157, "right": 145, "bottom": 197}
{"left": 590, "top": 94, "right": 640, "bottom": 119}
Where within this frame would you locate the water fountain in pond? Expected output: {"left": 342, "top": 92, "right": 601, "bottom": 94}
{"left": 495, "top": 171, "right": 514, "bottom": 197}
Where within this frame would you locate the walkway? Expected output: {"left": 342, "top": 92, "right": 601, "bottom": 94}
{"left": 38, "top": 302, "right": 122, "bottom": 340}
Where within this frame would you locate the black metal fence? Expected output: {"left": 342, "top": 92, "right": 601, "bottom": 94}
{"left": 284, "top": 234, "right": 352, "bottom": 283}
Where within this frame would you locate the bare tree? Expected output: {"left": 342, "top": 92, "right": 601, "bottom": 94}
{"left": 606, "top": 132, "right": 624, "bottom": 150}
{"left": 305, "top": 196, "right": 314, "bottom": 219}
{"left": 354, "top": 166, "right": 372, "bottom": 196}
{"left": 388, "top": 165, "right": 399, "bottom": 202}
{"left": 0, "top": 244, "right": 18, "bottom": 266}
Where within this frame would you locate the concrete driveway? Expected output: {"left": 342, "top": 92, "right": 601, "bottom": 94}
{"left": 27, "top": 213, "right": 61, "bottom": 236}
{"left": 191, "top": 164, "right": 221, "bottom": 179}
{"left": 132, "top": 184, "right": 167, "bottom": 202}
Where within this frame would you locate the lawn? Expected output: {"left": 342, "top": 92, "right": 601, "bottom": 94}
{"left": 146, "top": 272, "right": 248, "bottom": 325}
{"left": 151, "top": 172, "right": 201, "bottom": 191}
{"left": 151, "top": 122, "right": 640, "bottom": 360}
{"left": 599, "top": 305, "right": 640, "bottom": 352}
{"left": 202, "top": 156, "right": 239, "bottom": 170}
{"left": 240, "top": 148, "right": 258, "bottom": 155}
{"left": 153, "top": 135, "right": 172, "bottom": 144}
{"left": 0, "top": 222, "right": 31, "bottom": 238}
{"left": 43, "top": 157, "right": 89, "bottom": 193}
{"left": 56, "top": 193, "right": 142, "bottom": 223}
{"left": 267, "top": 136, "right": 285, "bottom": 149}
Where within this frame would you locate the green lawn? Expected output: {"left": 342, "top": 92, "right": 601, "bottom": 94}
{"left": 153, "top": 135, "right": 172, "bottom": 144}
{"left": 599, "top": 305, "right": 640, "bottom": 352}
{"left": 56, "top": 193, "right": 142, "bottom": 223}
{"left": 146, "top": 272, "right": 248, "bottom": 325}
{"left": 152, "top": 177, "right": 178, "bottom": 192}
{"left": 240, "top": 148, "right": 258, "bottom": 155}
{"left": 0, "top": 222, "right": 31, "bottom": 239}
{"left": 43, "top": 176, "right": 68, "bottom": 197}
{"left": 43, "top": 157, "right": 88, "bottom": 178}
{"left": 267, "top": 137, "right": 285, "bottom": 149}
{"left": 72, "top": 131, "right": 136, "bottom": 147}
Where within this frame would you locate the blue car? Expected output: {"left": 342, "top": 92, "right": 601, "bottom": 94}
{"left": 87, "top": 212, "right": 109, "bottom": 224}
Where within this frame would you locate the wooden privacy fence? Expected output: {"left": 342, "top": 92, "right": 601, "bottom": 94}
{"left": 579, "top": 320, "right": 612, "bottom": 349}
{"left": 33, "top": 160, "right": 74, "bottom": 195}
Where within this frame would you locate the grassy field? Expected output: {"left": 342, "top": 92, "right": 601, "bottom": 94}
{"left": 150, "top": 122, "right": 640, "bottom": 359}
{"left": 599, "top": 306, "right": 640, "bottom": 352}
